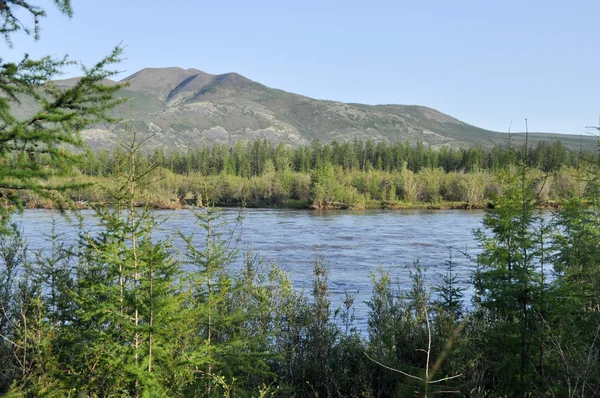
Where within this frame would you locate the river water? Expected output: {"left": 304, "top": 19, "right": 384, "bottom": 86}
{"left": 15, "top": 208, "right": 485, "bottom": 332}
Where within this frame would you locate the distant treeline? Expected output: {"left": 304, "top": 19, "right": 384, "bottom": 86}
{"left": 82, "top": 138, "right": 586, "bottom": 178}
{"left": 53, "top": 138, "right": 594, "bottom": 210}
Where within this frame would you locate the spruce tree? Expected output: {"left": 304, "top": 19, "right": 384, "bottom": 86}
{"left": 543, "top": 147, "right": 600, "bottom": 394}
{"left": 68, "top": 129, "right": 190, "bottom": 396}
{"left": 471, "top": 135, "right": 549, "bottom": 395}
{"left": 180, "top": 207, "right": 276, "bottom": 396}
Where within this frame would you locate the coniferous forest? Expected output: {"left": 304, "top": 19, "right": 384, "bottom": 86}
{"left": 69, "top": 136, "right": 593, "bottom": 210}
{"left": 1, "top": 2, "right": 600, "bottom": 397}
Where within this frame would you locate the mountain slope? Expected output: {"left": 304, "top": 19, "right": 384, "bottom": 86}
{"left": 68, "top": 67, "right": 594, "bottom": 151}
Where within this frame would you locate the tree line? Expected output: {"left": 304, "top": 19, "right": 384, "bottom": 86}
{"left": 82, "top": 137, "right": 582, "bottom": 178}
{"left": 63, "top": 137, "right": 594, "bottom": 211}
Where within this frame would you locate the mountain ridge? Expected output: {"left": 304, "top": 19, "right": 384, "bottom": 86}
{"left": 52, "top": 66, "right": 594, "bottom": 151}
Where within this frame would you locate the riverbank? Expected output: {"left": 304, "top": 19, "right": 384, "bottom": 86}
{"left": 20, "top": 195, "right": 563, "bottom": 211}
{"left": 18, "top": 165, "right": 582, "bottom": 212}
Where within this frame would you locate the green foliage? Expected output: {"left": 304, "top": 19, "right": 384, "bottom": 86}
{"left": 0, "top": 159, "right": 599, "bottom": 396}
{"left": 0, "top": 1, "right": 72, "bottom": 44}
{"left": 365, "top": 263, "right": 465, "bottom": 396}
{"left": 83, "top": 137, "right": 591, "bottom": 181}
{"left": 0, "top": 224, "right": 29, "bottom": 393}
{"left": 435, "top": 251, "right": 464, "bottom": 320}
{"left": 1, "top": 5, "right": 600, "bottom": 395}
{"left": 0, "top": 1, "right": 125, "bottom": 230}
{"left": 181, "top": 207, "right": 249, "bottom": 395}
{"left": 465, "top": 137, "right": 600, "bottom": 395}
{"left": 542, "top": 179, "right": 600, "bottom": 395}
{"left": 74, "top": 137, "right": 594, "bottom": 210}
{"left": 309, "top": 164, "right": 350, "bottom": 208}
{"left": 63, "top": 131, "right": 186, "bottom": 396}
{"left": 471, "top": 158, "right": 548, "bottom": 394}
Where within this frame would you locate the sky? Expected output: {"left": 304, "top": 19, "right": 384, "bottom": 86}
{"left": 3, "top": 0, "right": 600, "bottom": 135}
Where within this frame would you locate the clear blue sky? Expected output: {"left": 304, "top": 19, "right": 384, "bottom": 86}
{"left": 4, "top": 0, "right": 600, "bottom": 135}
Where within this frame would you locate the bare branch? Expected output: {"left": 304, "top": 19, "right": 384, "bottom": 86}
{"left": 0, "top": 331, "right": 24, "bottom": 349}
{"left": 429, "top": 373, "right": 464, "bottom": 384}
{"left": 363, "top": 352, "right": 424, "bottom": 382}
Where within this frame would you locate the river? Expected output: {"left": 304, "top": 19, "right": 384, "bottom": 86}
{"left": 15, "top": 208, "right": 485, "bottom": 332}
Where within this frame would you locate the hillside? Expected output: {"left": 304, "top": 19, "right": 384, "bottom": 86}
{"left": 51, "top": 67, "right": 594, "bottom": 151}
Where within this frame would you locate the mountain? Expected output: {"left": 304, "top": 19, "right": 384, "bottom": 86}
{"left": 56, "top": 67, "right": 594, "bottom": 151}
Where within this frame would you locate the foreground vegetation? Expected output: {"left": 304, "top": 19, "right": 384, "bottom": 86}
{"left": 1, "top": 132, "right": 600, "bottom": 396}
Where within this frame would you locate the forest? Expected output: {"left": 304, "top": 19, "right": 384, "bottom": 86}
{"left": 26, "top": 136, "right": 595, "bottom": 211}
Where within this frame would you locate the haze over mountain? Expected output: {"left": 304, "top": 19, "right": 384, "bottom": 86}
{"left": 60, "top": 67, "right": 594, "bottom": 151}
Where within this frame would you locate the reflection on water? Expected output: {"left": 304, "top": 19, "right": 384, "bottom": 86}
{"left": 15, "top": 208, "right": 485, "bottom": 332}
